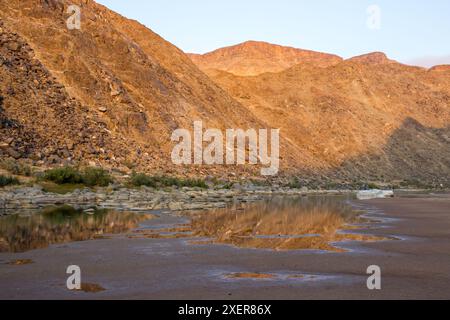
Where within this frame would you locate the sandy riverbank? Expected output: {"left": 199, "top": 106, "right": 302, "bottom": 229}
{"left": 0, "top": 195, "right": 449, "bottom": 299}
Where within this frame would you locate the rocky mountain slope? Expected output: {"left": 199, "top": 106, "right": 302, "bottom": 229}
{"left": 188, "top": 41, "right": 343, "bottom": 76}
{"left": 0, "top": 0, "right": 264, "bottom": 176}
{"left": 1, "top": 0, "right": 449, "bottom": 186}
{"left": 0, "top": 19, "right": 128, "bottom": 165}
{"left": 193, "top": 52, "right": 450, "bottom": 185}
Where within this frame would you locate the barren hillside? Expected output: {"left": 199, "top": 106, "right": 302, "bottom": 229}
{"left": 0, "top": 0, "right": 264, "bottom": 176}
{"left": 195, "top": 52, "right": 450, "bottom": 185}
{"left": 188, "top": 41, "right": 343, "bottom": 76}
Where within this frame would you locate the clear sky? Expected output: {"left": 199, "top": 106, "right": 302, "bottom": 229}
{"left": 96, "top": 0, "right": 450, "bottom": 67}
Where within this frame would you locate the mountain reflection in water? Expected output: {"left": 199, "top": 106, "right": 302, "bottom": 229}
{"left": 133, "top": 196, "right": 387, "bottom": 252}
{"left": 0, "top": 206, "right": 152, "bottom": 253}
{"left": 189, "top": 196, "right": 369, "bottom": 251}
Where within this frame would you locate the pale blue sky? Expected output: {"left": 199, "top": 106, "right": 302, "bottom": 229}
{"left": 96, "top": 0, "right": 450, "bottom": 67}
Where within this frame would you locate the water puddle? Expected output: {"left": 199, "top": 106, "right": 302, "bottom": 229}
{"left": 0, "top": 196, "right": 396, "bottom": 254}
{"left": 220, "top": 271, "right": 336, "bottom": 283}
{"left": 0, "top": 206, "right": 154, "bottom": 252}
{"left": 132, "top": 196, "right": 392, "bottom": 252}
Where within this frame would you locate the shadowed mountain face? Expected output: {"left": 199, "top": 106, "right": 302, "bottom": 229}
{"left": 1, "top": 0, "right": 449, "bottom": 184}
{"left": 330, "top": 119, "right": 450, "bottom": 187}
{"left": 197, "top": 54, "right": 450, "bottom": 185}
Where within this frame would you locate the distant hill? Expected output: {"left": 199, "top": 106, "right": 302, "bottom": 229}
{"left": 188, "top": 41, "right": 343, "bottom": 76}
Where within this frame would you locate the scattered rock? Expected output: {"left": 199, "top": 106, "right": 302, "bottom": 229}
{"left": 7, "top": 41, "right": 20, "bottom": 51}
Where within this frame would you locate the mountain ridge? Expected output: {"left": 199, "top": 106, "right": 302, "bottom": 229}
{"left": 1, "top": 0, "right": 449, "bottom": 186}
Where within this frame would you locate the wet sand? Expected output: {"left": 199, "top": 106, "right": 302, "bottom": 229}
{"left": 0, "top": 196, "right": 449, "bottom": 300}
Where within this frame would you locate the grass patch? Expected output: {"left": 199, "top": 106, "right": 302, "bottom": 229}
{"left": 129, "top": 172, "right": 208, "bottom": 189}
{"left": 0, "top": 175, "right": 20, "bottom": 187}
{"left": 82, "top": 167, "right": 113, "bottom": 187}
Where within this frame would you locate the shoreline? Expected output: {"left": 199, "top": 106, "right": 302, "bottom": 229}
{"left": 1, "top": 182, "right": 446, "bottom": 215}
{"left": 0, "top": 184, "right": 356, "bottom": 215}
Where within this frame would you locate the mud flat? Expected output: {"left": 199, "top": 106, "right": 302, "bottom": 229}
{"left": 0, "top": 195, "right": 449, "bottom": 299}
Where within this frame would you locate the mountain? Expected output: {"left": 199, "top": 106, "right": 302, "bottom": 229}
{"left": 1, "top": 0, "right": 449, "bottom": 186}
{"left": 188, "top": 41, "right": 343, "bottom": 76}
{"left": 0, "top": 0, "right": 263, "bottom": 175}
{"left": 193, "top": 52, "right": 450, "bottom": 185}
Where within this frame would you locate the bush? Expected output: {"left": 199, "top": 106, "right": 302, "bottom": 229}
{"left": 130, "top": 172, "right": 157, "bottom": 188}
{"left": 42, "top": 167, "right": 83, "bottom": 184}
{"left": 130, "top": 172, "right": 208, "bottom": 189}
{"left": 367, "top": 183, "right": 381, "bottom": 190}
{"left": 287, "top": 177, "right": 302, "bottom": 189}
{"left": 82, "top": 167, "right": 113, "bottom": 187}
{"left": 42, "top": 167, "right": 113, "bottom": 187}
{"left": 0, "top": 175, "right": 20, "bottom": 187}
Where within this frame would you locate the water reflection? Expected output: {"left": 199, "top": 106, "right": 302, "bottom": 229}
{"left": 0, "top": 206, "right": 152, "bottom": 253}
{"left": 191, "top": 196, "right": 355, "bottom": 238}
{"left": 188, "top": 196, "right": 377, "bottom": 251}
{"left": 134, "top": 196, "right": 388, "bottom": 252}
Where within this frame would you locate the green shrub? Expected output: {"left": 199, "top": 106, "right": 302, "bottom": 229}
{"left": 0, "top": 175, "right": 20, "bottom": 187}
{"left": 182, "top": 178, "right": 208, "bottom": 189}
{"left": 287, "top": 177, "right": 302, "bottom": 189}
{"left": 130, "top": 172, "right": 157, "bottom": 188}
{"left": 130, "top": 172, "right": 207, "bottom": 189}
{"left": 367, "top": 183, "right": 381, "bottom": 190}
{"left": 42, "top": 167, "right": 83, "bottom": 184}
{"left": 42, "top": 166, "right": 113, "bottom": 187}
{"left": 82, "top": 167, "right": 113, "bottom": 187}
